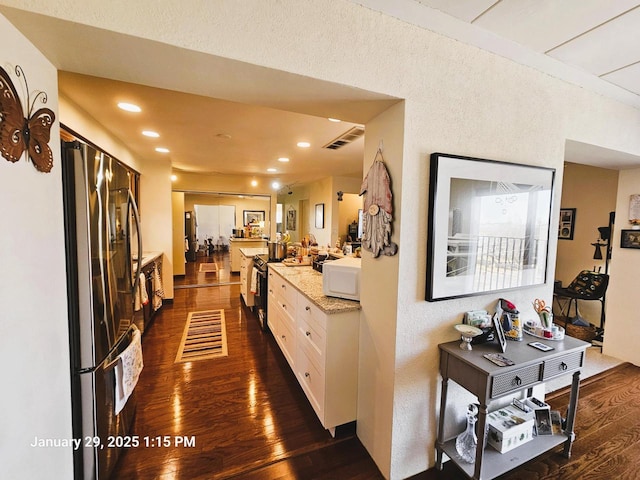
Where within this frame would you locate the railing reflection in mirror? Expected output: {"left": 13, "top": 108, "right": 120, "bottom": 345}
{"left": 447, "top": 235, "right": 541, "bottom": 291}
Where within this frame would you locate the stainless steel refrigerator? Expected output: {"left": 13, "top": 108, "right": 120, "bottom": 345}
{"left": 62, "top": 139, "right": 143, "bottom": 479}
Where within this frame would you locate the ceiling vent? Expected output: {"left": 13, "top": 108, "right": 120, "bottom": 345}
{"left": 322, "top": 126, "right": 365, "bottom": 150}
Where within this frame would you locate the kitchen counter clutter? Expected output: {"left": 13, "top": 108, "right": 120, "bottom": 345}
{"left": 267, "top": 263, "right": 360, "bottom": 435}
{"left": 268, "top": 263, "right": 360, "bottom": 314}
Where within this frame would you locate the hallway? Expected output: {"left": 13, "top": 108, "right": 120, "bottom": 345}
{"left": 112, "top": 254, "right": 382, "bottom": 479}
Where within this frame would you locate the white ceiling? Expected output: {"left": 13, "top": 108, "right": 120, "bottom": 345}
{"left": 2, "top": 1, "right": 640, "bottom": 182}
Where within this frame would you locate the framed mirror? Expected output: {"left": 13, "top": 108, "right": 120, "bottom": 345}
{"left": 426, "top": 153, "right": 555, "bottom": 301}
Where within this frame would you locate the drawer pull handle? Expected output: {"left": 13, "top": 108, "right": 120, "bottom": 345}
{"left": 305, "top": 306, "right": 311, "bottom": 311}
{"left": 560, "top": 362, "right": 568, "bottom": 371}
{"left": 306, "top": 331, "right": 311, "bottom": 336}
{"left": 514, "top": 376, "right": 522, "bottom": 386}
{"left": 282, "top": 304, "right": 287, "bottom": 310}
{"left": 281, "top": 285, "right": 286, "bottom": 289}
{"left": 281, "top": 334, "right": 286, "bottom": 340}
{"left": 305, "top": 372, "right": 310, "bottom": 378}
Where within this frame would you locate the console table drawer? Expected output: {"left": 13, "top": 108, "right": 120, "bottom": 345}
{"left": 491, "top": 364, "right": 542, "bottom": 397}
{"left": 543, "top": 351, "right": 584, "bottom": 380}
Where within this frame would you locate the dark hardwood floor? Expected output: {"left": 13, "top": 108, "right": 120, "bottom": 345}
{"left": 112, "top": 254, "right": 383, "bottom": 479}
{"left": 113, "top": 253, "right": 639, "bottom": 479}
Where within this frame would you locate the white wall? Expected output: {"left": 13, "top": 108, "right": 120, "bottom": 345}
{"left": 3, "top": 2, "right": 640, "bottom": 478}
{"left": 604, "top": 168, "right": 640, "bottom": 365}
{"left": 0, "top": 15, "right": 72, "bottom": 479}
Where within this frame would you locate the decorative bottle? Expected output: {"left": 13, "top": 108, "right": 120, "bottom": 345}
{"left": 455, "top": 403, "right": 478, "bottom": 463}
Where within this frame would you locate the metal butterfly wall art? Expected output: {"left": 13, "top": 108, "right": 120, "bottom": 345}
{"left": 0, "top": 65, "right": 56, "bottom": 173}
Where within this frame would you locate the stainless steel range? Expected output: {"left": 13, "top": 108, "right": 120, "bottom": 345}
{"left": 252, "top": 254, "right": 270, "bottom": 331}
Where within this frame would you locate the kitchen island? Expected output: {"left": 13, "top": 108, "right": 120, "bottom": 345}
{"left": 230, "top": 238, "right": 267, "bottom": 272}
{"left": 267, "top": 263, "right": 360, "bottom": 435}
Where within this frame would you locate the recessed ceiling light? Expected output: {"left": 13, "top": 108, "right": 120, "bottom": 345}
{"left": 170, "top": 174, "right": 177, "bottom": 182}
{"left": 328, "top": 118, "right": 341, "bottom": 122}
{"left": 272, "top": 182, "right": 280, "bottom": 189}
{"left": 297, "top": 141, "right": 311, "bottom": 148}
{"left": 267, "top": 168, "right": 277, "bottom": 173}
{"left": 278, "top": 157, "right": 290, "bottom": 162}
{"left": 142, "top": 130, "right": 160, "bottom": 138}
{"left": 155, "top": 147, "right": 170, "bottom": 153}
{"left": 117, "top": 102, "right": 141, "bottom": 112}
{"left": 251, "top": 179, "right": 258, "bottom": 187}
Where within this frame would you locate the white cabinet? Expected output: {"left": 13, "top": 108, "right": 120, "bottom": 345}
{"left": 268, "top": 269, "right": 297, "bottom": 368}
{"left": 240, "top": 251, "right": 257, "bottom": 307}
{"left": 267, "top": 268, "right": 360, "bottom": 434}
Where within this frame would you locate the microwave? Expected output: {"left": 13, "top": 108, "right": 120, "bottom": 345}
{"left": 322, "top": 256, "right": 361, "bottom": 301}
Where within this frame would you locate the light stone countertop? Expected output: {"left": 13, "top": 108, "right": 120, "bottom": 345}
{"left": 134, "top": 251, "right": 162, "bottom": 269}
{"left": 268, "top": 263, "right": 361, "bottom": 315}
{"left": 239, "top": 247, "right": 268, "bottom": 257}
{"left": 229, "top": 237, "right": 268, "bottom": 242}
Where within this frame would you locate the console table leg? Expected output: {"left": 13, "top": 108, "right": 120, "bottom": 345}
{"left": 435, "top": 377, "right": 449, "bottom": 471}
{"left": 473, "top": 403, "right": 488, "bottom": 480}
{"left": 563, "top": 370, "right": 581, "bottom": 458}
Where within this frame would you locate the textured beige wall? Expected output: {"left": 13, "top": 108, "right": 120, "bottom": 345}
{"left": 605, "top": 168, "right": 640, "bottom": 365}
{"left": 4, "top": 1, "right": 640, "bottom": 478}
{"left": 555, "top": 162, "right": 618, "bottom": 326}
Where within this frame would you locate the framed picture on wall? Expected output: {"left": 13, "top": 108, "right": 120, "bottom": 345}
{"left": 286, "top": 207, "right": 296, "bottom": 231}
{"left": 315, "top": 203, "right": 324, "bottom": 229}
{"left": 558, "top": 208, "right": 576, "bottom": 240}
{"left": 425, "top": 152, "right": 554, "bottom": 301}
{"left": 243, "top": 210, "right": 265, "bottom": 225}
{"left": 620, "top": 229, "right": 640, "bottom": 249}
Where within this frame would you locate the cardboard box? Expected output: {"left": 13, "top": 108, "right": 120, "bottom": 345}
{"left": 487, "top": 405, "right": 535, "bottom": 453}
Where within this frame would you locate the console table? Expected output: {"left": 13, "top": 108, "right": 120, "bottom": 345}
{"left": 436, "top": 335, "right": 589, "bottom": 480}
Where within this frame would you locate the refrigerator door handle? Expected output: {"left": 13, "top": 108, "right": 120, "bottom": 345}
{"left": 128, "top": 189, "right": 143, "bottom": 295}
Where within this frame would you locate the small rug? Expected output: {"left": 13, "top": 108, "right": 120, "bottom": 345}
{"left": 175, "top": 309, "right": 228, "bottom": 363}
{"left": 199, "top": 262, "right": 218, "bottom": 273}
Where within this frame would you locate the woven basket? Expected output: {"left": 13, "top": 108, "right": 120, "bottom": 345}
{"left": 554, "top": 317, "right": 597, "bottom": 342}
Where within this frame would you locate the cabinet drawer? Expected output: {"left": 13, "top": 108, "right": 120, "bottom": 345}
{"left": 276, "top": 311, "right": 296, "bottom": 368}
{"left": 278, "top": 295, "right": 297, "bottom": 331}
{"left": 543, "top": 351, "right": 584, "bottom": 380}
{"left": 491, "top": 364, "right": 542, "bottom": 397}
{"left": 297, "top": 317, "right": 326, "bottom": 370}
{"left": 277, "top": 279, "right": 298, "bottom": 308}
{"left": 299, "top": 299, "right": 327, "bottom": 333}
{"left": 296, "top": 348, "right": 324, "bottom": 419}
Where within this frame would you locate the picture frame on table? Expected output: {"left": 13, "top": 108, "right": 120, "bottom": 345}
{"left": 493, "top": 312, "right": 507, "bottom": 353}
{"left": 559, "top": 208, "right": 576, "bottom": 240}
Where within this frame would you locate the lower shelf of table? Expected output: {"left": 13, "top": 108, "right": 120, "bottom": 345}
{"left": 440, "top": 433, "right": 569, "bottom": 479}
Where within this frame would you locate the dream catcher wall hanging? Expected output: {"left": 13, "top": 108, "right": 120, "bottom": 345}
{"left": 0, "top": 65, "right": 56, "bottom": 173}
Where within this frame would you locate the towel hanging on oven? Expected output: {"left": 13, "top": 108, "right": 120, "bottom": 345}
{"left": 359, "top": 147, "right": 398, "bottom": 257}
